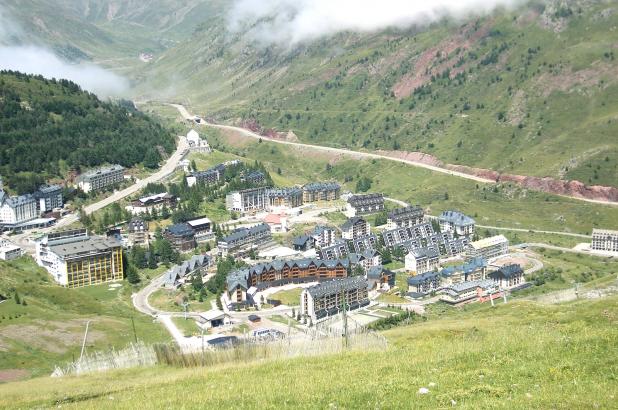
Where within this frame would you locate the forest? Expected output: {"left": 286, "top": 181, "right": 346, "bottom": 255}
{"left": 0, "top": 70, "right": 175, "bottom": 193}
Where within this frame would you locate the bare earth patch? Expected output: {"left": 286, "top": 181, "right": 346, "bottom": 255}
{"left": 0, "top": 320, "right": 106, "bottom": 354}
{"left": 0, "top": 369, "right": 29, "bottom": 383}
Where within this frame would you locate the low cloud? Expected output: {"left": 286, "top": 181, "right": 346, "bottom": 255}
{"left": 229, "top": 0, "right": 525, "bottom": 45}
{"left": 0, "top": 5, "right": 129, "bottom": 97}
{"left": 0, "top": 46, "right": 129, "bottom": 96}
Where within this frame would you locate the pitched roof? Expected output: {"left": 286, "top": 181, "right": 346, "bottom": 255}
{"left": 388, "top": 205, "right": 423, "bottom": 221}
{"left": 306, "top": 276, "right": 367, "bottom": 298}
{"left": 165, "top": 223, "right": 194, "bottom": 236}
{"left": 407, "top": 270, "right": 440, "bottom": 285}
{"left": 302, "top": 182, "right": 341, "bottom": 192}
{"left": 348, "top": 193, "right": 384, "bottom": 207}
{"left": 341, "top": 217, "right": 366, "bottom": 230}
{"left": 490, "top": 264, "right": 523, "bottom": 279}
{"left": 470, "top": 235, "right": 509, "bottom": 249}
{"left": 439, "top": 210, "right": 475, "bottom": 226}
{"left": 293, "top": 235, "right": 311, "bottom": 246}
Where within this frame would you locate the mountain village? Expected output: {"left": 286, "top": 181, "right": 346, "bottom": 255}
{"left": 1, "top": 122, "right": 617, "bottom": 352}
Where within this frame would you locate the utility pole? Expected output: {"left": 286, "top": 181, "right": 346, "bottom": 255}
{"left": 341, "top": 290, "right": 349, "bottom": 349}
{"left": 201, "top": 327, "right": 205, "bottom": 366}
{"left": 502, "top": 287, "right": 507, "bottom": 304}
{"left": 131, "top": 316, "right": 138, "bottom": 344}
{"left": 79, "top": 320, "right": 91, "bottom": 363}
{"left": 182, "top": 301, "right": 189, "bottom": 320}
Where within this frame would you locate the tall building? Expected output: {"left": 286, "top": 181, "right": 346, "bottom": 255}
{"left": 311, "top": 225, "right": 336, "bottom": 248}
{"left": 225, "top": 187, "right": 268, "bottom": 214}
{"left": 35, "top": 229, "right": 123, "bottom": 288}
{"left": 386, "top": 206, "right": 424, "bottom": 229}
{"left": 76, "top": 165, "right": 124, "bottom": 193}
{"left": 346, "top": 193, "right": 385, "bottom": 216}
{"left": 163, "top": 223, "right": 196, "bottom": 252}
{"left": 405, "top": 247, "right": 440, "bottom": 275}
{"left": 0, "top": 190, "right": 38, "bottom": 227}
{"left": 591, "top": 229, "right": 618, "bottom": 253}
{"left": 302, "top": 182, "right": 341, "bottom": 202}
{"left": 34, "top": 184, "right": 63, "bottom": 213}
{"left": 341, "top": 217, "right": 370, "bottom": 240}
{"left": 438, "top": 210, "right": 475, "bottom": 237}
{"left": 301, "top": 277, "right": 369, "bottom": 322}
{"left": 217, "top": 223, "right": 272, "bottom": 257}
{"left": 226, "top": 258, "right": 350, "bottom": 305}
{"left": 267, "top": 187, "right": 303, "bottom": 210}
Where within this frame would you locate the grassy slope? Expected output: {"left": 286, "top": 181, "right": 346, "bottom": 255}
{"left": 0, "top": 258, "right": 171, "bottom": 378}
{"left": 137, "top": 1, "right": 618, "bottom": 188}
{"left": 0, "top": 294, "right": 615, "bottom": 408}
{"left": 169, "top": 115, "right": 618, "bottom": 234}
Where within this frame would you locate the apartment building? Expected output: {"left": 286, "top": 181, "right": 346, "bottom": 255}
{"left": 35, "top": 229, "right": 123, "bottom": 288}
{"left": 217, "top": 223, "right": 272, "bottom": 257}
{"left": 301, "top": 277, "right": 369, "bottom": 322}
{"left": 346, "top": 193, "right": 385, "bottom": 216}
{"left": 34, "top": 184, "right": 63, "bottom": 213}
{"left": 591, "top": 228, "right": 618, "bottom": 253}
{"left": 302, "top": 182, "right": 341, "bottom": 202}
{"left": 404, "top": 247, "right": 440, "bottom": 275}
{"left": 341, "top": 217, "right": 370, "bottom": 240}
{"left": 468, "top": 235, "right": 509, "bottom": 260}
{"left": 311, "top": 225, "right": 336, "bottom": 248}
{"left": 226, "top": 187, "right": 268, "bottom": 214}
{"left": 163, "top": 223, "right": 196, "bottom": 252}
{"left": 76, "top": 165, "right": 124, "bottom": 193}
{"left": 386, "top": 205, "right": 424, "bottom": 229}
{"left": 438, "top": 210, "right": 476, "bottom": 237}
{"left": 126, "top": 192, "right": 176, "bottom": 215}
{"left": 227, "top": 258, "right": 350, "bottom": 304}
{"left": 267, "top": 187, "right": 303, "bottom": 210}
{"left": 0, "top": 190, "right": 37, "bottom": 227}
{"left": 488, "top": 264, "right": 525, "bottom": 289}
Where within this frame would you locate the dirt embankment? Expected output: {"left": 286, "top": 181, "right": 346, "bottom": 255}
{"left": 446, "top": 164, "right": 618, "bottom": 203}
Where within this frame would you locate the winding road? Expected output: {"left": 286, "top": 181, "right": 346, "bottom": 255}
{"left": 170, "top": 104, "right": 618, "bottom": 207}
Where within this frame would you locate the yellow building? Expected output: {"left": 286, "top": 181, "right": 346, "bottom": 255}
{"left": 36, "top": 229, "right": 124, "bottom": 288}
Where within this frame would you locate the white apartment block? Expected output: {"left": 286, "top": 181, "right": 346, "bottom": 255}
{"left": 468, "top": 235, "right": 509, "bottom": 260}
{"left": 591, "top": 229, "right": 618, "bottom": 253}
{"left": 77, "top": 165, "right": 124, "bottom": 193}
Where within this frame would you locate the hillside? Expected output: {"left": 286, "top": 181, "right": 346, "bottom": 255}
{"left": 135, "top": 0, "right": 618, "bottom": 189}
{"left": 0, "top": 257, "right": 170, "bottom": 380}
{"left": 0, "top": 0, "right": 224, "bottom": 63}
{"left": 0, "top": 292, "right": 616, "bottom": 408}
{"left": 0, "top": 71, "right": 175, "bottom": 193}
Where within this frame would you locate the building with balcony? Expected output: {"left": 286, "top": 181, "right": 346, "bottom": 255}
{"left": 35, "top": 229, "right": 123, "bottom": 288}
{"left": 76, "top": 165, "right": 124, "bottom": 193}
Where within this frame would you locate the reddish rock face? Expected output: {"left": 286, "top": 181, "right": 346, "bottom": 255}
{"left": 446, "top": 164, "right": 618, "bottom": 203}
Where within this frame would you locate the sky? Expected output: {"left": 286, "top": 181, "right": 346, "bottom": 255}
{"left": 228, "top": 0, "right": 525, "bottom": 45}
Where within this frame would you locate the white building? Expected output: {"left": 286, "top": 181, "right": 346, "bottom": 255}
{"left": 438, "top": 210, "right": 475, "bottom": 237}
{"left": 591, "top": 229, "right": 618, "bottom": 253}
{"left": 311, "top": 226, "right": 336, "bottom": 249}
{"left": 76, "top": 165, "right": 124, "bottom": 193}
{"left": 341, "top": 217, "right": 370, "bottom": 240}
{"left": 468, "top": 235, "right": 509, "bottom": 261}
{"left": 0, "top": 239, "right": 22, "bottom": 261}
{"left": 0, "top": 190, "right": 38, "bottom": 226}
{"left": 35, "top": 229, "right": 124, "bottom": 288}
{"left": 225, "top": 187, "right": 268, "bottom": 214}
{"left": 186, "top": 129, "right": 211, "bottom": 153}
{"left": 405, "top": 247, "right": 440, "bottom": 275}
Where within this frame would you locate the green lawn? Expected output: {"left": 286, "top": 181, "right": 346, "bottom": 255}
{"left": 149, "top": 288, "right": 215, "bottom": 313}
{"left": 268, "top": 288, "right": 303, "bottom": 306}
{"left": 0, "top": 295, "right": 616, "bottom": 408}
